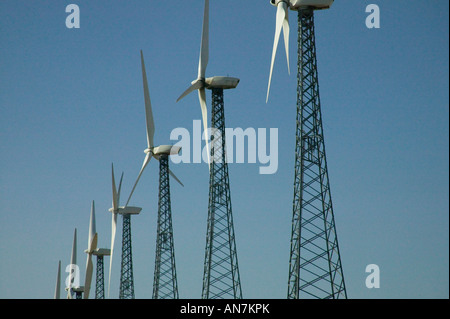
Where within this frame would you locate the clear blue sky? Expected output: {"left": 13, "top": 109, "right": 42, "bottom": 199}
{"left": 0, "top": 0, "right": 448, "bottom": 299}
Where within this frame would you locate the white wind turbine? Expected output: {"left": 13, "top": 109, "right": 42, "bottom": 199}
{"left": 125, "top": 50, "right": 183, "bottom": 207}
{"left": 107, "top": 165, "right": 142, "bottom": 297}
{"left": 176, "top": 0, "right": 239, "bottom": 167}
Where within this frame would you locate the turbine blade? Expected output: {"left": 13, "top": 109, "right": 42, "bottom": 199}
{"left": 112, "top": 164, "right": 118, "bottom": 210}
{"left": 176, "top": 79, "right": 203, "bottom": 102}
{"left": 117, "top": 172, "right": 124, "bottom": 204}
{"left": 70, "top": 228, "right": 77, "bottom": 267}
{"left": 282, "top": 8, "right": 290, "bottom": 75}
{"left": 169, "top": 168, "right": 184, "bottom": 187}
{"left": 267, "top": 1, "right": 289, "bottom": 103}
{"left": 54, "top": 260, "right": 61, "bottom": 299}
{"left": 198, "top": 0, "right": 209, "bottom": 79}
{"left": 84, "top": 254, "right": 93, "bottom": 299}
{"left": 125, "top": 152, "right": 152, "bottom": 206}
{"left": 198, "top": 88, "right": 210, "bottom": 168}
{"left": 108, "top": 212, "right": 117, "bottom": 298}
{"left": 140, "top": 50, "right": 155, "bottom": 149}
{"left": 88, "top": 201, "right": 97, "bottom": 251}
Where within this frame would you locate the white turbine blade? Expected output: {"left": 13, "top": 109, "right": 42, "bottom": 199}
{"left": 84, "top": 254, "right": 93, "bottom": 299}
{"left": 125, "top": 152, "right": 152, "bottom": 206}
{"left": 70, "top": 228, "right": 77, "bottom": 267}
{"left": 140, "top": 50, "right": 155, "bottom": 149}
{"left": 88, "top": 201, "right": 97, "bottom": 251}
{"left": 117, "top": 172, "right": 124, "bottom": 204}
{"left": 267, "top": 1, "right": 289, "bottom": 103}
{"left": 198, "top": 87, "right": 210, "bottom": 168}
{"left": 176, "top": 79, "right": 203, "bottom": 102}
{"left": 54, "top": 260, "right": 61, "bottom": 299}
{"left": 169, "top": 168, "right": 184, "bottom": 187}
{"left": 111, "top": 164, "right": 118, "bottom": 210}
{"left": 282, "top": 7, "right": 290, "bottom": 75}
{"left": 108, "top": 212, "right": 117, "bottom": 298}
{"left": 198, "top": 0, "right": 209, "bottom": 79}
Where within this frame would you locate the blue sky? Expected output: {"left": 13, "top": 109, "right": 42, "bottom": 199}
{"left": 0, "top": 0, "right": 448, "bottom": 299}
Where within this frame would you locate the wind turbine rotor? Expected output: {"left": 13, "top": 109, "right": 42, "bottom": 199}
{"left": 126, "top": 51, "right": 158, "bottom": 207}
{"left": 267, "top": 0, "right": 290, "bottom": 103}
{"left": 177, "top": 0, "right": 211, "bottom": 167}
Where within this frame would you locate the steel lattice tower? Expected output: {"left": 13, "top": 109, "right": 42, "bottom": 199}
{"left": 153, "top": 154, "right": 179, "bottom": 299}
{"left": 202, "top": 88, "right": 242, "bottom": 299}
{"left": 288, "top": 8, "right": 346, "bottom": 299}
{"left": 95, "top": 255, "right": 105, "bottom": 299}
{"left": 119, "top": 214, "right": 135, "bottom": 299}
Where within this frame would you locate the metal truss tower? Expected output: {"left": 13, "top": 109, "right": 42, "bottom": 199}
{"left": 202, "top": 88, "right": 242, "bottom": 299}
{"left": 152, "top": 154, "right": 179, "bottom": 299}
{"left": 288, "top": 8, "right": 346, "bottom": 299}
{"left": 93, "top": 249, "right": 110, "bottom": 299}
{"left": 119, "top": 214, "right": 135, "bottom": 299}
{"left": 95, "top": 255, "right": 105, "bottom": 299}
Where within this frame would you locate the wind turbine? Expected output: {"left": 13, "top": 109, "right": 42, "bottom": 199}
{"left": 266, "top": 0, "right": 347, "bottom": 299}
{"left": 83, "top": 200, "right": 111, "bottom": 299}
{"left": 176, "top": 0, "right": 239, "bottom": 167}
{"left": 108, "top": 165, "right": 142, "bottom": 299}
{"left": 177, "top": 0, "right": 242, "bottom": 299}
{"left": 125, "top": 50, "right": 183, "bottom": 299}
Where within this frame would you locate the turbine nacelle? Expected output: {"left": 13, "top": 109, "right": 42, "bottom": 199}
{"left": 93, "top": 248, "right": 111, "bottom": 256}
{"left": 270, "top": 0, "right": 334, "bottom": 10}
{"left": 85, "top": 247, "right": 111, "bottom": 256}
{"left": 153, "top": 145, "right": 181, "bottom": 156}
{"left": 66, "top": 286, "right": 84, "bottom": 293}
{"left": 109, "top": 206, "right": 142, "bottom": 215}
{"left": 205, "top": 76, "right": 240, "bottom": 90}
{"left": 190, "top": 76, "right": 240, "bottom": 90}
{"left": 145, "top": 145, "right": 181, "bottom": 157}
